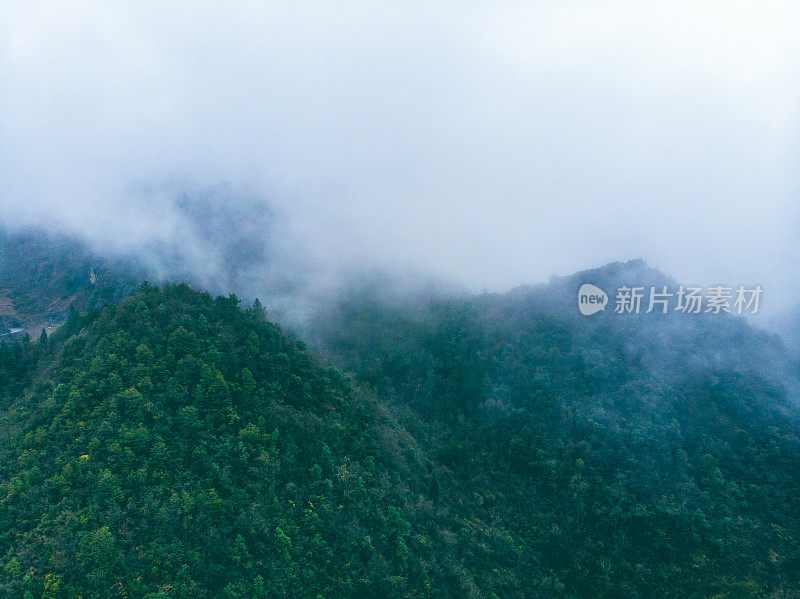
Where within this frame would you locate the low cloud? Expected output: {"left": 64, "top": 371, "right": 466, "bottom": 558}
{"left": 1, "top": 1, "right": 799, "bottom": 319}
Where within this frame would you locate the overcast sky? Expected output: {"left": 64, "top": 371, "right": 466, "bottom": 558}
{"left": 1, "top": 1, "right": 799, "bottom": 316}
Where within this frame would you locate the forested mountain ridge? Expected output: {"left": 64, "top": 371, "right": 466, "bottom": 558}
{"left": 0, "top": 197, "right": 310, "bottom": 339}
{"left": 0, "top": 227, "right": 140, "bottom": 336}
{"left": 1, "top": 245, "right": 800, "bottom": 596}
{"left": 0, "top": 284, "right": 453, "bottom": 598}
{"left": 311, "top": 265, "right": 800, "bottom": 596}
{"left": 515, "top": 259, "right": 793, "bottom": 382}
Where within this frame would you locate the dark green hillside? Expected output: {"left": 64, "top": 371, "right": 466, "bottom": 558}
{"left": 2, "top": 268, "right": 800, "bottom": 598}
{"left": 313, "top": 272, "right": 800, "bottom": 597}
{"left": 0, "top": 284, "right": 459, "bottom": 598}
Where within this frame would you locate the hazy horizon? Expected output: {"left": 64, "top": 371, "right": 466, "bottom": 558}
{"left": 2, "top": 1, "right": 799, "bottom": 320}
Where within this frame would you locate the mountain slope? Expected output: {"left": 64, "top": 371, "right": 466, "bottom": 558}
{"left": 0, "top": 227, "right": 140, "bottom": 337}
{"left": 2, "top": 264, "right": 800, "bottom": 597}
{"left": 312, "top": 264, "right": 800, "bottom": 596}
{"left": 0, "top": 284, "right": 455, "bottom": 598}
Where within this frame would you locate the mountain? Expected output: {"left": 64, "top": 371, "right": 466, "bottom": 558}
{"left": 502, "top": 260, "right": 796, "bottom": 387}
{"left": 771, "top": 306, "right": 800, "bottom": 356}
{"left": 0, "top": 190, "right": 315, "bottom": 339}
{"left": 0, "top": 284, "right": 448, "bottom": 598}
{"left": 1, "top": 249, "right": 800, "bottom": 597}
{"left": 310, "top": 263, "right": 800, "bottom": 596}
{"left": 0, "top": 227, "right": 141, "bottom": 338}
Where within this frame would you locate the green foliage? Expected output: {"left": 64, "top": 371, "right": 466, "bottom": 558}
{"left": 315, "top": 287, "right": 800, "bottom": 597}
{"left": 2, "top": 275, "right": 800, "bottom": 598}
{"left": 0, "top": 285, "right": 446, "bottom": 597}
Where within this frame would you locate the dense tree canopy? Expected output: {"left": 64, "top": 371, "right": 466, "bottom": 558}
{"left": 313, "top": 279, "right": 800, "bottom": 597}
{"left": 0, "top": 285, "right": 447, "bottom": 597}
{"left": 1, "top": 270, "right": 800, "bottom": 597}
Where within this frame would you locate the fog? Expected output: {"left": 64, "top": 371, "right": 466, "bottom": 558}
{"left": 1, "top": 1, "right": 799, "bottom": 320}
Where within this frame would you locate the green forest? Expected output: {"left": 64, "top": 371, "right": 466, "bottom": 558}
{"left": 1, "top": 236, "right": 800, "bottom": 597}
